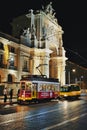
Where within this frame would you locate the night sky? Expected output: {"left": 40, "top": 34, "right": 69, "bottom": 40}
{"left": 0, "top": 0, "right": 87, "bottom": 67}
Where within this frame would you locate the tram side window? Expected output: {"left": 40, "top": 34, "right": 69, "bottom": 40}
{"left": 68, "top": 86, "right": 72, "bottom": 92}
{"left": 60, "top": 87, "right": 62, "bottom": 92}
{"left": 32, "top": 83, "right": 37, "bottom": 91}
{"left": 46, "top": 84, "right": 52, "bottom": 92}
{"left": 32, "top": 83, "right": 37, "bottom": 89}
{"left": 39, "top": 84, "right": 46, "bottom": 91}
{"left": 39, "top": 84, "right": 57, "bottom": 92}
{"left": 46, "top": 85, "right": 50, "bottom": 91}
{"left": 74, "top": 85, "right": 80, "bottom": 91}
{"left": 55, "top": 85, "right": 58, "bottom": 91}
{"left": 40, "top": 84, "right": 52, "bottom": 92}
{"left": 54, "top": 85, "right": 59, "bottom": 91}
{"left": 70, "top": 85, "right": 74, "bottom": 91}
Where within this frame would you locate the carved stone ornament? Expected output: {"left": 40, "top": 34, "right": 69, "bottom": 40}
{"left": 45, "top": 2, "right": 54, "bottom": 15}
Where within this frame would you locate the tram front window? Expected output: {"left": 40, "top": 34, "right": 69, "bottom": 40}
{"left": 21, "top": 85, "right": 25, "bottom": 90}
{"left": 26, "top": 82, "right": 32, "bottom": 91}
{"left": 21, "top": 82, "right": 25, "bottom": 90}
{"left": 60, "top": 86, "right": 72, "bottom": 92}
{"left": 60, "top": 87, "right": 68, "bottom": 92}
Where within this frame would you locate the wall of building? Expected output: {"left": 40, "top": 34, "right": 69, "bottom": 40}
{"left": 0, "top": 3, "right": 67, "bottom": 96}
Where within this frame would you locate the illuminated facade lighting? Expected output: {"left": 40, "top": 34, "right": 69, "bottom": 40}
{"left": 0, "top": 2, "right": 67, "bottom": 95}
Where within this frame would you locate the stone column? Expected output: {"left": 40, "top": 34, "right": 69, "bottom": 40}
{"left": 43, "top": 57, "right": 49, "bottom": 77}
{"left": 18, "top": 50, "right": 24, "bottom": 80}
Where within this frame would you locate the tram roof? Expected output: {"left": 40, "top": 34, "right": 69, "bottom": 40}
{"left": 20, "top": 75, "right": 59, "bottom": 83}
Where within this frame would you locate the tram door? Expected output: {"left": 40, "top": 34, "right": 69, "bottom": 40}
{"left": 32, "top": 83, "right": 37, "bottom": 99}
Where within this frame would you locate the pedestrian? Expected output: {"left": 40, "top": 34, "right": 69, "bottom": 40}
{"left": 3, "top": 87, "right": 8, "bottom": 103}
{"left": 9, "top": 88, "right": 13, "bottom": 103}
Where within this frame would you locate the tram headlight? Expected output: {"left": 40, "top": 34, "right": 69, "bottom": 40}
{"left": 22, "top": 94, "right": 25, "bottom": 97}
{"left": 64, "top": 94, "right": 67, "bottom": 97}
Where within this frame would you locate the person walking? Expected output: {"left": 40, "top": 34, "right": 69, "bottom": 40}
{"left": 9, "top": 88, "right": 13, "bottom": 103}
{"left": 3, "top": 87, "right": 8, "bottom": 103}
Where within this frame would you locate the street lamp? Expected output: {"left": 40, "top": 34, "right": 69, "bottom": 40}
{"left": 80, "top": 75, "right": 83, "bottom": 89}
{"left": 72, "top": 69, "right": 76, "bottom": 73}
{"left": 68, "top": 69, "right": 76, "bottom": 84}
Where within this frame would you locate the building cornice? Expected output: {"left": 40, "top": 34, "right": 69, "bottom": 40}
{"left": 0, "top": 32, "right": 19, "bottom": 44}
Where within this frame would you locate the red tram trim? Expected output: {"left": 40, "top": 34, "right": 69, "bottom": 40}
{"left": 37, "top": 91, "right": 58, "bottom": 99}
{"left": 18, "top": 90, "right": 32, "bottom": 101}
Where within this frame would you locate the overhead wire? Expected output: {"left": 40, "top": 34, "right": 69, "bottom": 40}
{"left": 65, "top": 47, "right": 87, "bottom": 67}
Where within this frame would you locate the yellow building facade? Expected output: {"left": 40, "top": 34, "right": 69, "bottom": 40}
{"left": 0, "top": 3, "right": 67, "bottom": 95}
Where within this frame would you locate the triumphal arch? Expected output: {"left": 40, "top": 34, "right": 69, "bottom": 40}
{"left": 11, "top": 2, "right": 67, "bottom": 85}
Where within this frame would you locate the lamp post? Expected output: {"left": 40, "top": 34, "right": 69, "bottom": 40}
{"left": 80, "top": 75, "right": 83, "bottom": 89}
{"left": 68, "top": 71, "right": 70, "bottom": 84}
{"left": 68, "top": 69, "right": 76, "bottom": 84}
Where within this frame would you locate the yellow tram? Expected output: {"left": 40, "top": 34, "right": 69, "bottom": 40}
{"left": 60, "top": 84, "right": 81, "bottom": 99}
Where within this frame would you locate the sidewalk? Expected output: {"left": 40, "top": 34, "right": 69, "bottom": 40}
{"left": 0, "top": 96, "right": 17, "bottom": 105}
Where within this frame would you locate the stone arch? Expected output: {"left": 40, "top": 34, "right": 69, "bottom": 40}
{"left": 7, "top": 74, "right": 16, "bottom": 83}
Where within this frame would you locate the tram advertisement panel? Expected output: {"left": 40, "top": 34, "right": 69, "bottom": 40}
{"left": 38, "top": 82, "right": 58, "bottom": 99}
{"left": 38, "top": 92, "right": 55, "bottom": 98}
